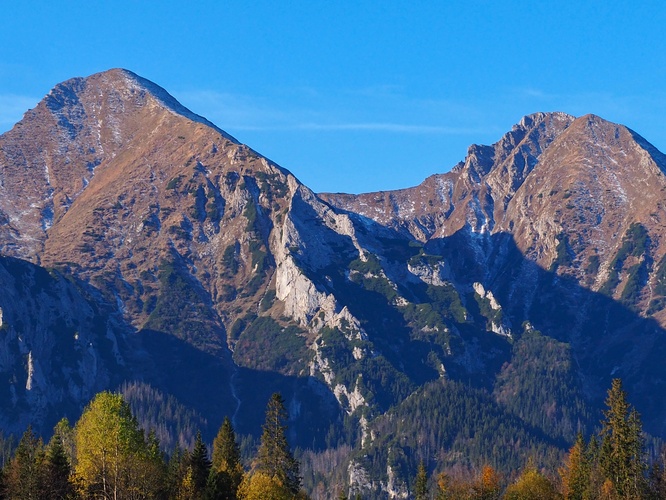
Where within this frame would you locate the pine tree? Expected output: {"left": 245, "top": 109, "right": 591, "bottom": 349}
{"left": 414, "top": 460, "right": 428, "bottom": 500}
{"left": 189, "top": 430, "right": 212, "bottom": 498}
{"left": 52, "top": 418, "right": 75, "bottom": 465}
{"left": 647, "top": 443, "right": 666, "bottom": 498}
{"left": 44, "top": 433, "right": 75, "bottom": 499}
{"left": 254, "top": 393, "right": 301, "bottom": 494}
{"left": 209, "top": 416, "right": 244, "bottom": 499}
{"left": 5, "top": 425, "right": 46, "bottom": 499}
{"left": 599, "top": 378, "right": 647, "bottom": 499}
{"left": 166, "top": 446, "right": 190, "bottom": 499}
{"left": 140, "top": 429, "right": 168, "bottom": 498}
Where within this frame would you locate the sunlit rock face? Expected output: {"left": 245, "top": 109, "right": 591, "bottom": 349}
{"left": 4, "top": 69, "right": 666, "bottom": 497}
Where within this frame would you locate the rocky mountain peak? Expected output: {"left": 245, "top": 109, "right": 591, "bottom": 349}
{"left": 42, "top": 68, "right": 234, "bottom": 141}
{"left": 7, "top": 70, "right": 666, "bottom": 497}
{"left": 320, "top": 111, "right": 577, "bottom": 239}
{"left": 0, "top": 69, "right": 246, "bottom": 261}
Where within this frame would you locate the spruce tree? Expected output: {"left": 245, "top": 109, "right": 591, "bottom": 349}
{"left": 52, "top": 418, "right": 75, "bottom": 465}
{"left": 599, "top": 378, "right": 647, "bottom": 499}
{"left": 45, "top": 433, "right": 75, "bottom": 499}
{"left": 254, "top": 393, "right": 301, "bottom": 494}
{"left": 414, "top": 460, "right": 428, "bottom": 500}
{"left": 559, "top": 432, "right": 590, "bottom": 500}
{"left": 209, "top": 416, "right": 244, "bottom": 499}
{"left": 189, "top": 430, "right": 212, "bottom": 498}
{"left": 5, "top": 425, "right": 45, "bottom": 499}
{"left": 166, "top": 445, "right": 189, "bottom": 498}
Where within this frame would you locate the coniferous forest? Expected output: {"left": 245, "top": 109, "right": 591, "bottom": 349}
{"left": 1, "top": 379, "right": 666, "bottom": 499}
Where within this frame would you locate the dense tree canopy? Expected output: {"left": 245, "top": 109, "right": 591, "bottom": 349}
{"left": 0, "top": 381, "right": 660, "bottom": 499}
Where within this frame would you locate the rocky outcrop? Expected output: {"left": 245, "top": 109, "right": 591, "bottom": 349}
{"left": 0, "top": 257, "right": 124, "bottom": 435}
{"left": 6, "top": 69, "right": 666, "bottom": 495}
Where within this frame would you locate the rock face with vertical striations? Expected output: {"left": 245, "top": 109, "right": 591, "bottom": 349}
{"left": 4, "top": 69, "right": 666, "bottom": 497}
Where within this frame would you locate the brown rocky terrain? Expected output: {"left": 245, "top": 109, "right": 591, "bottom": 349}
{"left": 3, "top": 69, "right": 666, "bottom": 497}
{"left": 321, "top": 112, "right": 666, "bottom": 317}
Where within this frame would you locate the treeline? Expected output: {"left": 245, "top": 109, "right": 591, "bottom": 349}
{"left": 415, "top": 378, "right": 665, "bottom": 500}
{"left": 0, "top": 392, "right": 305, "bottom": 499}
{"left": 1, "top": 379, "right": 666, "bottom": 499}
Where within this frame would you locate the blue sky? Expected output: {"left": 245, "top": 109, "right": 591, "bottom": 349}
{"left": 1, "top": 1, "right": 665, "bottom": 193}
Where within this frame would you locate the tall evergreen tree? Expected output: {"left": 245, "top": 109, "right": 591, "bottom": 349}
{"left": 189, "top": 430, "right": 212, "bottom": 498}
{"left": 254, "top": 393, "right": 301, "bottom": 494}
{"left": 4, "top": 426, "right": 45, "bottom": 499}
{"left": 599, "top": 378, "right": 647, "bottom": 499}
{"left": 52, "top": 418, "right": 75, "bottom": 465}
{"left": 166, "top": 446, "right": 190, "bottom": 499}
{"left": 44, "top": 433, "right": 75, "bottom": 499}
{"left": 414, "top": 461, "right": 428, "bottom": 500}
{"left": 209, "top": 417, "right": 244, "bottom": 499}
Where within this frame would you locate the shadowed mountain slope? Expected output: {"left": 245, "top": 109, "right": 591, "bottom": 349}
{"left": 3, "top": 69, "right": 666, "bottom": 497}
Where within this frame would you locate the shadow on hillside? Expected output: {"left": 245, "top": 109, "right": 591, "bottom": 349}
{"left": 426, "top": 227, "right": 666, "bottom": 437}
{"left": 133, "top": 329, "right": 343, "bottom": 449}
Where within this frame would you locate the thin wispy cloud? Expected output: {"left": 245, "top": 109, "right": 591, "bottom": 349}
{"left": 174, "top": 88, "right": 486, "bottom": 136}
{"left": 173, "top": 89, "right": 291, "bottom": 127}
{"left": 270, "top": 122, "right": 484, "bottom": 134}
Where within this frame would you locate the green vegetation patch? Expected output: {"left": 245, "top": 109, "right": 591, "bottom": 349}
{"left": 585, "top": 254, "right": 600, "bottom": 276}
{"left": 549, "top": 233, "right": 573, "bottom": 271}
{"left": 166, "top": 175, "right": 184, "bottom": 190}
{"left": 221, "top": 243, "right": 239, "bottom": 276}
{"left": 474, "top": 291, "right": 503, "bottom": 328}
{"left": 233, "top": 316, "right": 308, "bottom": 373}
{"left": 493, "top": 328, "right": 590, "bottom": 443}
{"left": 600, "top": 223, "right": 649, "bottom": 296}
{"left": 407, "top": 249, "right": 444, "bottom": 268}
{"left": 144, "top": 259, "right": 220, "bottom": 352}
{"left": 348, "top": 255, "right": 397, "bottom": 301}
{"left": 348, "top": 254, "right": 382, "bottom": 275}
{"left": 620, "top": 262, "right": 648, "bottom": 310}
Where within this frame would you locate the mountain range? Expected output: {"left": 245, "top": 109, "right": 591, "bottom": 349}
{"left": 2, "top": 69, "right": 666, "bottom": 497}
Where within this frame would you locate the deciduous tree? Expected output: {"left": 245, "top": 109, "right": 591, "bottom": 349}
{"left": 559, "top": 433, "right": 590, "bottom": 500}
{"left": 74, "top": 391, "right": 157, "bottom": 499}
{"left": 473, "top": 464, "right": 501, "bottom": 500}
{"left": 503, "top": 461, "right": 559, "bottom": 500}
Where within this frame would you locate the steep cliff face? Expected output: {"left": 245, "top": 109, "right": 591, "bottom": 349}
{"left": 0, "top": 256, "right": 127, "bottom": 435}
{"left": 321, "top": 112, "right": 666, "bottom": 317}
{"left": 5, "top": 69, "right": 666, "bottom": 498}
{"left": 320, "top": 110, "right": 666, "bottom": 440}
{"left": 320, "top": 112, "right": 575, "bottom": 240}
